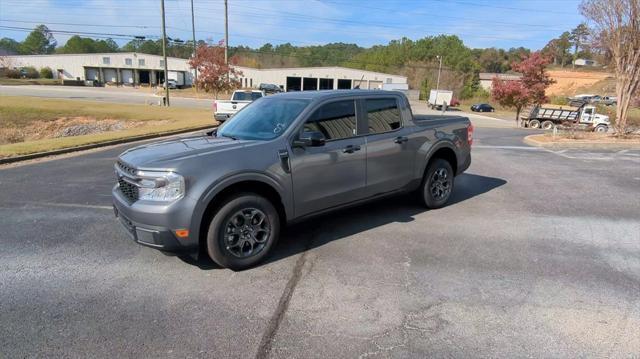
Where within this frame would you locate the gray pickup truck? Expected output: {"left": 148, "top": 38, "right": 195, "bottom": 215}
{"left": 113, "top": 90, "right": 473, "bottom": 269}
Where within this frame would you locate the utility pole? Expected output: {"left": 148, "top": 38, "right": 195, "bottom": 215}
{"left": 224, "top": 0, "right": 228, "bottom": 65}
{"left": 190, "top": 0, "right": 197, "bottom": 85}
{"left": 436, "top": 55, "right": 443, "bottom": 90}
{"left": 160, "top": 0, "right": 170, "bottom": 106}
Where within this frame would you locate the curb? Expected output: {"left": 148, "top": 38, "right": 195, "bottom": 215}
{"left": 524, "top": 134, "right": 640, "bottom": 150}
{"left": 0, "top": 125, "right": 215, "bottom": 165}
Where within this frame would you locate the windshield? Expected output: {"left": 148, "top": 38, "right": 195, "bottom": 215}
{"left": 218, "top": 98, "right": 310, "bottom": 140}
{"left": 233, "top": 92, "right": 263, "bottom": 101}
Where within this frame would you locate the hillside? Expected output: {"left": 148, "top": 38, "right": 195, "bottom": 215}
{"left": 546, "top": 69, "right": 614, "bottom": 96}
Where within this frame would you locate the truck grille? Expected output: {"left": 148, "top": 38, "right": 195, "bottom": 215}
{"left": 116, "top": 160, "right": 139, "bottom": 203}
{"left": 118, "top": 177, "right": 139, "bottom": 203}
{"left": 117, "top": 160, "right": 137, "bottom": 176}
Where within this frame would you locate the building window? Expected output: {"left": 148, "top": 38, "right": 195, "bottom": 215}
{"left": 102, "top": 57, "right": 110, "bottom": 65}
{"left": 138, "top": 59, "right": 145, "bottom": 66}
{"left": 160, "top": 60, "right": 164, "bottom": 67}
{"left": 125, "top": 58, "right": 132, "bottom": 66}
{"left": 250, "top": 78, "right": 253, "bottom": 87}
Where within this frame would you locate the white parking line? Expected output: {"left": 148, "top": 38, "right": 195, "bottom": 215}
{"left": 473, "top": 145, "right": 545, "bottom": 151}
{"left": 2, "top": 201, "right": 113, "bottom": 210}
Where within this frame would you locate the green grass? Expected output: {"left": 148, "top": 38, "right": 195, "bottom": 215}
{"left": 0, "top": 96, "right": 215, "bottom": 158}
{"left": 0, "top": 78, "right": 61, "bottom": 86}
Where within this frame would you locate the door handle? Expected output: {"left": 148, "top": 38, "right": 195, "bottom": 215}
{"left": 342, "top": 145, "right": 361, "bottom": 153}
{"left": 394, "top": 136, "right": 409, "bottom": 144}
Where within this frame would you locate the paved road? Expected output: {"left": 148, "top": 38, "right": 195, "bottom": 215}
{"left": 1, "top": 131, "right": 640, "bottom": 356}
{"left": 0, "top": 85, "right": 212, "bottom": 109}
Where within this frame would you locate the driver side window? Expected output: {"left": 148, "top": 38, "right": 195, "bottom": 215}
{"left": 304, "top": 100, "right": 357, "bottom": 141}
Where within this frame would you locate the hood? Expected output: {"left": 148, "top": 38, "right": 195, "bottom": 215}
{"left": 119, "top": 135, "right": 256, "bottom": 169}
{"left": 594, "top": 114, "right": 610, "bottom": 122}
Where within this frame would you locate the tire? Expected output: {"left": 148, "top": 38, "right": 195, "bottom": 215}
{"left": 419, "top": 158, "right": 454, "bottom": 209}
{"left": 206, "top": 193, "right": 280, "bottom": 270}
{"left": 542, "top": 120, "right": 554, "bottom": 130}
{"left": 594, "top": 125, "right": 608, "bottom": 133}
{"left": 529, "top": 119, "right": 541, "bottom": 129}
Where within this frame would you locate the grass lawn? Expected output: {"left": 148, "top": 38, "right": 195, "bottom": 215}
{"left": 0, "top": 96, "right": 215, "bottom": 158}
{"left": 0, "top": 78, "right": 61, "bottom": 86}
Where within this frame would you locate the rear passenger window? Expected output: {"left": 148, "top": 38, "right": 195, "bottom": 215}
{"left": 304, "top": 100, "right": 357, "bottom": 140}
{"left": 366, "top": 98, "right": 401, "bottom": 134}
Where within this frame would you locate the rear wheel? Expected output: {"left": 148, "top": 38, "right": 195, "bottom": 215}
{"left": 542, "top": 120, "right": 554, "bottom": 130}
{"left": 206, "top": 193, "right": 280, "bottom": 270}
{"left": 529, "top": 119, "right": 541, "bottom": 129}
{"left": 419, "top": 158, "right": 454, "bottom": 209}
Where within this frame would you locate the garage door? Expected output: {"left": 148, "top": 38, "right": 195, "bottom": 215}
{"left": 121, "top": 69, "right": 133, "bottom": 84}
{"left": 368, "top": 81, "right": 383, "bottom": 90}
{"left": 103, "top": 69, "right": 117, "bottom": 83}
{"left": 86, "top": 68, "right": 98, "bottom": 81}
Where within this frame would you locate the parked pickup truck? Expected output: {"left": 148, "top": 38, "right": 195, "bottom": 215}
{"left": 113, "top": 90, "right": 473, "bottom": 269}
{"left": 213, "top": 90, "right": 264, "bottom": 122}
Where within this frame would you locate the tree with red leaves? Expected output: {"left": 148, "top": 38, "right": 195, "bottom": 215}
{"left": 188, "top": 43, "right": 242, "bottom": 99}
{"left": 491, "top": 79, "right": 531, "bottom": 126}
{"left": 492, "top": 51, "right": 555, "bottom": 126}
{"left": 512, "top": 52, "right": 555, "bottom": 105}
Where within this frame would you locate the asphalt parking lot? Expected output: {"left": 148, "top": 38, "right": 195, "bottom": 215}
{"left": 1, "top": 125, "right": 639, "bottom": 358}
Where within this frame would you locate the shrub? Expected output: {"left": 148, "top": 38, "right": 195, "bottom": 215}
{"left": 21, "top": 66, "right": 39, "bottom": 79}
{"left": 40, "top": 67, "right": 54, "bottom": 79}
{"left": 4, "top": 68, "right": 21, "bottom": 78}
{"left": 549, "top": 96, "right": 568, "bottom": 105}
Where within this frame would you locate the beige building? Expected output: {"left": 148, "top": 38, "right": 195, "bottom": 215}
{"left": 479, "top": 72, "right": 523, "bottom": 91}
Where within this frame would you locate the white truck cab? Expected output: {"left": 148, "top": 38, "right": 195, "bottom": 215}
{"left": 580, "top": 105, "right": 610, "bottom": 132}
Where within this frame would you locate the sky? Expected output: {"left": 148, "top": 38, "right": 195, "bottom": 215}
{"left": 0, "top": 0, "right": 586, "bottom": 50}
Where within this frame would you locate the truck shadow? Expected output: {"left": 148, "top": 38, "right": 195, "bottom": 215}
{"left": 182, "top": 173, "right": 506, "bottom": 270}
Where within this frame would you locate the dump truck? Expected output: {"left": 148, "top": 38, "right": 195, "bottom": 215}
{"left": 521, "top": 102, "right": 610, "bottom": 132}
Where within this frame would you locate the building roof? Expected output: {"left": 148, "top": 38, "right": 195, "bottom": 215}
{"left": 479, "top": 72, "right": 522, "bottom": 81}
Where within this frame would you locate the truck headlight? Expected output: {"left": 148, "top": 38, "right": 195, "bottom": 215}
{"left": 136, "top": 170, "right": 185, "bottom": 202}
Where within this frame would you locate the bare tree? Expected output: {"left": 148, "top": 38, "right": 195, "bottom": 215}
{"left": 581, "top": 0, "right": 640, "bottom": 133}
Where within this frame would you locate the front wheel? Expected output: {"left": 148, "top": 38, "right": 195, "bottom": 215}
{"left": 206, "top": 193, "right": 280, "bottom": 270}
{"left": 419, "top": 158, "right": 454, "bottom": 209}
{"left": 594, "top": 125, "right": 608, "bottom": 133}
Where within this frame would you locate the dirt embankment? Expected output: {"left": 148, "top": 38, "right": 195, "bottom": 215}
{"left": 0, "top": 117, "right": 169, "bottom": 145}
{"left": 546, "top": 70, "right": 614, "bottom": 96}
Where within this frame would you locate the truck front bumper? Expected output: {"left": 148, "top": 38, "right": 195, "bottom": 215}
{"left": 112, "top": 186, "right": 199, "bottom": 253}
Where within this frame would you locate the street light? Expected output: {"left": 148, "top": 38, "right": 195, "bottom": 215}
{"left": 436, "top": 55, "right": 443, "bottom": 90}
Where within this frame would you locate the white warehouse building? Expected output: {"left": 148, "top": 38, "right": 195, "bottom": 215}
{"left": 2, "top": 53, "right": 408, "bottom": 91}
{"left": 234, "top": 66, "right": 407, "bottom": 91}
{"left": 3, "top": 53, "right": 193, "bottom": 86}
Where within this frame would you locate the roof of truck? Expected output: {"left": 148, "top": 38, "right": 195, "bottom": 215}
{"left": 266, "top": 89, "right": 402, "bottom": 100}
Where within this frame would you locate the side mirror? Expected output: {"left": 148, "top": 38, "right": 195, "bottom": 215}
{"left": 293, "top": 131, "right": 325, "bottom": 147}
